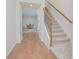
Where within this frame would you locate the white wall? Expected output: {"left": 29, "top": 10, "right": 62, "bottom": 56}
{"left": 6, "top": 0, "right": 16, "bottom": 56}
{"left": 47, "top": 0, "right": 73, "bottom": 21}
{"left": 37, "top": 3, "right": 50, "bottom": 49}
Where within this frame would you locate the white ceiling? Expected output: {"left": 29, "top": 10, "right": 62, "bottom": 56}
{"left": 22, "top": 8, "right": 37, "bottom": 16}
{"left": 20, "top": 2, "right": 41, "bottom": 9}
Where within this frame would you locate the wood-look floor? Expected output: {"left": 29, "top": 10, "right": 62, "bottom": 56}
{"left": 7, "top": 32, "right": 57, "bottom": 59}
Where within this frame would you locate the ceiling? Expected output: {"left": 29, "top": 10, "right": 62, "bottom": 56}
{"left": 20, "top": 2, "right": 41, "bottom": 9}
{"left": 22, "top": 8, "right": 37, "bottom": 16}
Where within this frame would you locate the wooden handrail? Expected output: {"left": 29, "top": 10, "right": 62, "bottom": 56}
{"left": 44, "top": 8, "right": 52, "bottom": 20}
{"left": 46, "top": 0, "right": 73, "bottom": 23}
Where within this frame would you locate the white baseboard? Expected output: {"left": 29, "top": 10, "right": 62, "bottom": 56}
{"left": 6, "top": 41, "right": 17, "bottom": 57}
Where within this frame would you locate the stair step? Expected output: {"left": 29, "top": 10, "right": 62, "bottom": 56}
{"left": 53, "top": 38, "right": 70, "bottom": 42}
{"left": 52, "top": 27, "right": 62, "bottom": 30}
{"left": 53, "top": 37, "right": 68, "bottom": 42}
{"left": 53, "top": 39, "right": 70, "bottom": 43}
{"left": 52, "top": 25, "right": 60, "bottom": 27}
{"left": 52, "top": 28, "right": 63, "bottom": 31}
{"left": 52, "top": 22, "right": 58, "bottom": 24}
{"left": 52, "top": 21, "right": 58, "bottom": 24}
{"left": 53, "top": 33, "right": 67, "bottom": 37}
{"left": 52, "top": 29, "right": 63, "bottom": 33}
{"left": 52, "top": 26, "right": 61, "bottom": 29}
{"left": 52, "top": 24, "right": 60, "bottom": 27}
{"left": 52, "top": 27, "right": 61, "bottom": 29}
{"left": 52, "top": 20, "right": 57, "bottom": 22}
{"left": 52, "top": 23, "right": 59, "bottom": 25}
{"left": 52, "top": 32, "right": 65, "bottom": 35}
{"left": 52, "top": 34, "right": 68, "bottom": 42}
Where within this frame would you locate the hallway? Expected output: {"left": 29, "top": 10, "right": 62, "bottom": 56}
{"left": 7, "top": 32, "right": 57, "bottom": 59}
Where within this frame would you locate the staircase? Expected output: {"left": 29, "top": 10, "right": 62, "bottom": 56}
{"left": 44, "top": 8, "right": 70, "bottom": 43}
{"left": 44, "top": 7, "right": 70, "bottom": 49}
{"left": 44, "top": 14, "right": 72, "bottom": 59}
{"left": 51, "top": 19, "right": 72, "bottom": 59}
{"left": 43, "top": 1, "right": 72, "bottom": 59}
{"left": 42, "top": 0, "right": 72, "bottom": 59}
{"left": 52, "top": 19, "right": 70, "bottom": 42}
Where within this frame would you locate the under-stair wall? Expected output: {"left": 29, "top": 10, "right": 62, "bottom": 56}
{"left": 37, "top": 3, "right": 50, "bottom": 49}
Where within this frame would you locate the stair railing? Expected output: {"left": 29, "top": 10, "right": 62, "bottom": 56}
{"left": 46, "top": 0, "right": 73, "bottom": 23}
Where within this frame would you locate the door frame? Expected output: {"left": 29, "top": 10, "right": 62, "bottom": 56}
{"left": 16, "top": 2, "right": 23, "bottom": 43}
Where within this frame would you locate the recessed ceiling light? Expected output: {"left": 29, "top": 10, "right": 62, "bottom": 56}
{"left": 30, "top": 4, "right": 32, "bottom": 7}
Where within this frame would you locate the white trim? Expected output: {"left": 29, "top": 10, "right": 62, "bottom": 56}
{"left": 20, "top": 6, "right": 23, "bottom": 43}
{"left": 43, "top": 22, "right": 50, "bottom": 49}
{"left": 6, "top": 41, "right": 17, "bottom": 57}
{"left": 16, "top": 2, "right": 23, "bottom": 43}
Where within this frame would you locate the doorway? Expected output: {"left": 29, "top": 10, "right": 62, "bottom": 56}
{"left": 22, "top": 8, "right": 38, "bottom": 38}
{"left": 16, "top": 2, "right": 41, "bottom": 43}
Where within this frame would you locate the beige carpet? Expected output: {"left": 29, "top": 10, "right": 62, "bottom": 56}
{"left": 7, "top": 32, "right": 57, "bottom": 59}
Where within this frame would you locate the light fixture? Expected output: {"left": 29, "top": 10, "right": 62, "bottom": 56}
{"left": 29, "top": 4, "right": 32, "bottom": 7}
